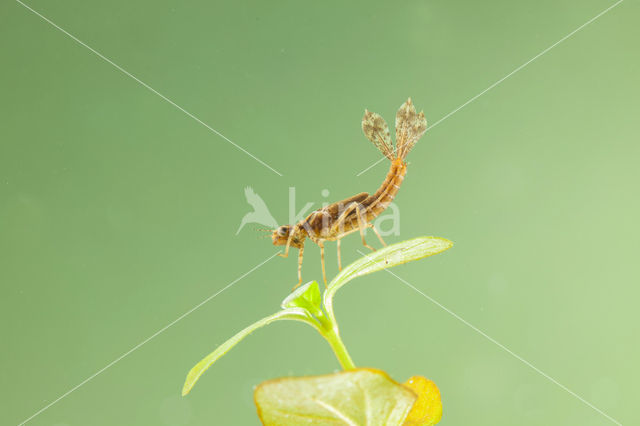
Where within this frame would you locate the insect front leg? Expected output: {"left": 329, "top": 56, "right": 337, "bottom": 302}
{"left": 278, "top": 226, "right": 297, "bottom": 258}
{"left": 291, "top": 243, "right": 305, "bottom": 291}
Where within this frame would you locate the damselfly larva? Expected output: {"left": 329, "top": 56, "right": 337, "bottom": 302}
{"left": 272, "top": 98, "right": 427, "bottom": 288}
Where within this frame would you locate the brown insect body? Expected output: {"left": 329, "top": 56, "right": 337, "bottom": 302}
{"left": 272, "top": 98, "right": 427, "bottom": 288}
{"left": 302, "top": 159, "right": 406, "bottom": 241}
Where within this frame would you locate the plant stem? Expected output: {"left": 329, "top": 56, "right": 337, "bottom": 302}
{"left": 322, "top": 326, "right": 356, "bottom": 370}
{"left": 313, "top": 305, "right": 355, "bottom": 370}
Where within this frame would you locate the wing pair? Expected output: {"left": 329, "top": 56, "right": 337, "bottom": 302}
{"left": 361, "top": 98, "right": 427, "bottom": 161}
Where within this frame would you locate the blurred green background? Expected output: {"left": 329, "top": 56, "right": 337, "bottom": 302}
{"left": 1, "top": 0, "right": 638, "bottom": 425}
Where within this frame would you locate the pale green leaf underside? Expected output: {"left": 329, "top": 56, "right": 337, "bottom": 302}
{"left": 255, "top": 368, "right": 416, "bottom": 426}
{"left": 282, "top": 281, "right": 322, "bottom": 315}
{"left": 182, "top": 308, "right": 314, "bottom": 396}
{"left": 324, "top": 237, "right": 452, "bottom": 312}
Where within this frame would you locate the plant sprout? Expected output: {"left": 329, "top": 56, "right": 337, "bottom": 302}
{"left": 182, "top": 236, "right": 452, "bottom": 425}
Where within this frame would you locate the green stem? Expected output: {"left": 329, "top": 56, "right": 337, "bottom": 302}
{"left": 312, "top": 305, "right": 356, "bottom": 370}
{"left": 322, "top": 325, "right": 355, "bottom": 370}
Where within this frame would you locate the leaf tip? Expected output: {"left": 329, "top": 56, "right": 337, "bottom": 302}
{"left": 182, "top": 375, "right": 194, "bottom": 396}
{"left": 423, "top": 236, "right": 453, "bottom": 253}
{"left": 439, "top": 237, "right": 453, "bottom": 249}
{"left": 182, "top": 365, "right": 202, "bottom": 396}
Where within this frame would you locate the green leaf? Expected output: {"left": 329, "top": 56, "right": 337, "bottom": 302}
{"left": 254, "top": 368, "right": 417, "bottom": 426}
{"left": 182, "top": 308, "right": 317, "bottom": 396}
{"left": 323, "top": 237, "right": 452, "bottom": 319}
{"left": 281, "top": 281, "right": 322, "bottom": 316}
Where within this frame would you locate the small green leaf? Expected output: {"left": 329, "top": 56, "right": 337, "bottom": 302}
{"left": 254, "top": 368, "right": 417, "bottom": 426}
{"left": 323, "top": 237, "right": 452, "bottom": 319}
{"left": 281, "top": 281, "right": 322, "bottom": 316}
{"left": 182, "top": 308, "right": 317, "bottom": 396}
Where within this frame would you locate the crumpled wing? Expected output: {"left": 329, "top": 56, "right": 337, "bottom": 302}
{"left": 395, "top": 98, "right": 427, "bottom": 160}
{"left": 324, "top": 192, "right": 369, "bottom": 219}
{"left": 362, "top": 109, "right": 394, "bottom": 160}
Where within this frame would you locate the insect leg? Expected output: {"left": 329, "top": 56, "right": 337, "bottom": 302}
{"left": 337, "top": 238, "right": 342, "bottom": 271}
{"left": 369, "top": 223, "right": 387, "bottom": 246}
{"left": 355, "top": 204, "right": 375, "bottom": 251}
{"left": 291, "top": 244, "right": 305, "bottom": 290}
{"left": 278, "top": 240, "right": 291, "bottom": 258}
{"left": 319, "top": 241, "right": 327, "bottom": 286}
{"left": 278, "top": 226, "right": 296, "bottom": 258}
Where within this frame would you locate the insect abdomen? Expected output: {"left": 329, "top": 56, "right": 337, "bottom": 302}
{"left": 363, "top": 158, "right": 407, "bottom": 221}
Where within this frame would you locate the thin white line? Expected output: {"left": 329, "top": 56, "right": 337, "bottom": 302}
{"left": 355, "top": 0, "right": 624, "bottom": 177}
{"left": 354, "top": 247, "right": 622, "bottom": 425}
{"left": 15, "top": 0, "right": 283, "bottom": 177}
{"left": 355, "top": 155, "right": 386, "bottom": 177}
{"left": 16, "top": 252, "right": 280, "bottom": 426}
{"left": 394, "top": 274, "right": 622, "bottom": 425}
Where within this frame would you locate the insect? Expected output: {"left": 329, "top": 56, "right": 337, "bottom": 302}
{"left": 272, "top": 98, "right": 427, "bottom": 288}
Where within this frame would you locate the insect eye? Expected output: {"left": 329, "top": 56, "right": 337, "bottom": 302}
{"left": 278, "top": 227, "right": 288, "bottom": 236}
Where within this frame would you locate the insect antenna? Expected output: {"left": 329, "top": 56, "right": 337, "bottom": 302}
{"left": 254, "top": 227, "right": 274, "bottom": 232}
{"left": 253, "top": 226, "right": 274, "bottom": 238}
